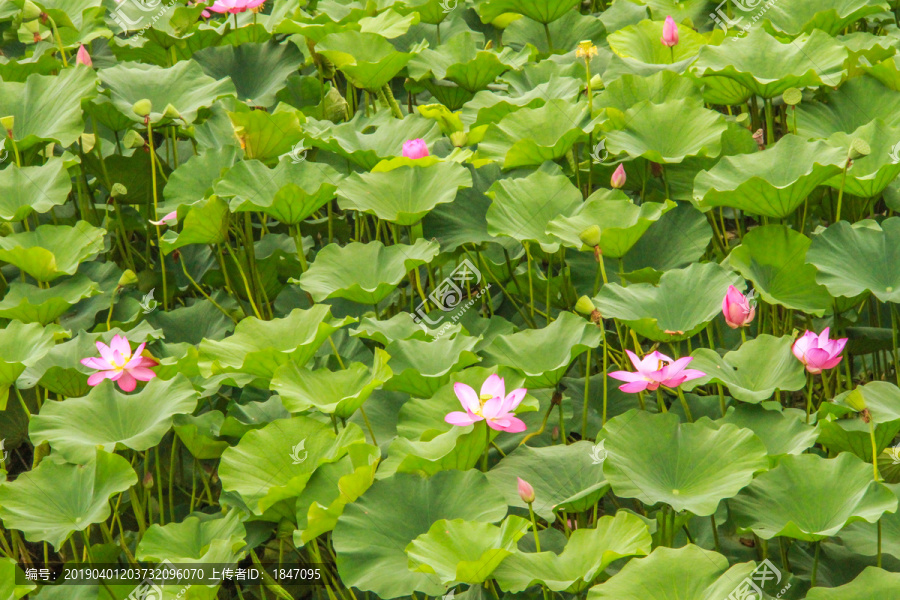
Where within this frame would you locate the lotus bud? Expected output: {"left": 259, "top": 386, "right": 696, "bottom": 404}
{"left": 722, "top": 285, "right": 756, "bottom": 329}
{"left": 117, "top": 269, "right": 139, "bottom": 288}
{"left": 22, "top": 19, "right": 39, "bottom": 35}
{"left": 0, "top": 116, "right": 13, "bottom": 137}
{"left": 517, "top": 477, "right": 535, "bottom": 504}
{"left": 132, "top": 98, "right": 153, "bottom": 118}
{"left": 142, "top": 472, "right": 154, "bottom": 489}
{"left": 661, "top": 16, "right": 679, "bottom": 47}
{"left": 575, "top": 295, "right": 595, "bottom": 316}
{"left": 610, "top": 164, "right": 626, "bottom": 189}
{"left": 402, "top": 138, "right": 429, "bottom": 160}
{"left": 848, "top": 138, "right": 870, "bottom": 160}
{"left": 75, "top": 44, "right": 92, "bottom": 67}
{"left": 589, "top": 74, "right": 603, "bottom": 90}
{"left": 23, "top": 1, "right": 42, "bottom": 20}
{"left": 845, "top": 388, "right": 867, "bottom": 412}
{"left": 163, "top": 103, "right": 182, "bottom": 120}
{"left": 110, "top": 183, "right": 128, "bottom": 198}
{"left": 449, "top": 131, "right": 468, "bottom": 147}
{"left": 123, "top": 129, "right": 145, "bottom": 149}
{"left": 579, "top": 225, "right": 601, "bottom": 248}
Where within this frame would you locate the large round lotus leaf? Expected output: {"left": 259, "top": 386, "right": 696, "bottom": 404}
{"left": 476, "top": 0, "right": 581, "bottom": 24}
{"left": 29, "top": 376, "right": 199, "bottom": 463}
{"left": 272, "top": 348, "right": 392, "bottom": 418}
{"left": 0, "top": 450, "right": 136, "bottom": 549}
{"left": 227, "top": 109, "right": 305, "bottom": 164}
{"left": 586, "top": 545, "right": 759, "bottom": 600}
{"left": 0, "top": 158, "right": 71, "bottom": 222}
{"left": 317, "top": 32, "right": 424, "bottom": 90}
{"left": 137, "top": 510, "right": 246, "bottom": 564}
{"left": 198, "top": 306, "right": 355, "bottom": 382}
{"left": 607, "top": 19, "right": 708, "bottom": 65}
{"left": 380, "top": 420, "right": 494, "bottom": 478}
{"left": 692, "top": 28, "right": 847, "bottom": 98}
{"left": 504, "top": 9, "right": 606, "bottom": 55}
{"left": 816, "top": 381, "right": 900, "bottom": 461}
{"left": 337, "top": 162, "right": 473, "bottom": 226}
{"left": 193, "top": 40, "right": 304, "bottom": 107}
{"left": 797, "top": 76, "right": 900, "bottom": 138}
{"left": 595, "top": 70, "right": 703, "bottom": 113}
{"left": 825, "top": 120, "right": 900, "bottom": 198}
{"left": 725, "top": 224, "right": 833, "bottom": 315}
{"left": 213, "top": 157, "right": 342, "bottom": 224}
{"left": 474, "top": 99, "right": 590, "bottom": 169}
{"left": 761, "top": 0, "right": 888, "bottom": 36}
{"left": 493, "top": 511, "right": 651, "bottom": 593}
{"left": 603, "top": 410, "right": 768, "bottom": 515}
{"left": 219, "top": 415, "right": 364, "bottom": 515}
{"left": 719, "top": 405, "right": 819, "bottom": 456}
{"left": 0, "top": 67, "right": 97, "bottom": 150}
{"left": 683, "top": 335, "right": 807, "bottom": 403}
{"left": 405, "top": 516, "right": 530, "bottom": 585}
{"left": 463, "top": 75, "right": 580, "bottom": 128}
{"left": 547, "top": 196, "right": 675, "bottom": 259}
{"left": 408, "top": 32, "right": 531, "bottom": 92}
{"left": 604, "top": 99, "right": 726, "bottom": 164}
{"left": 100, "top": 60, "right": 236, "bottom": 125}
{"left": 485, "top": 163, "right": 582, "bottom": 253}
{"left": 594, "top": 262, "right": 743, "bottom": 342}
{"left": 621, "top": 203, "right": 712, "bottom": 276}
{"left": 481, "top": 312, "right": 603, "bottom": 388}
{"left": 729, "top": 453, "right": 898, "bottom": 541}
{"left": 297, "top": 239, "right": 440, "bottom": 304}
{"left": 0, "top": 276, "right": 99, "bottom": 325}
{"left": 158, "top": 195, "right": 231, "bottom": 254}
{"left": 486, "top": 441, "right": 609, "bottom": 520}
{"left": 692, "top": 135, "right": 847, "bottom": 218}
{"left": 807, "top": 567, "right": 900, "bottom": 599}
{"left": 806, "top": 218, "right": 900, "bottom": 303}
{"left": 0, "top": 557, "right": 33, "bottom": 600}
{"left": 838, "top": 483, "right": 900, "bottom": 560}
{"left": 384, "top": 334, "right": 481, "bottom": 397}
{"left": 332, "top": 470, "right": 508, "bottom": 598}
{"left": 0, "top": 320, "right": 57, "bottom": 410}
{"left": 0, "top": 221, "right": 106, "bottom": 282}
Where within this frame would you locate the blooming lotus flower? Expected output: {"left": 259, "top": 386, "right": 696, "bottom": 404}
{"left": 76, "top": 45, "right": 92, "bottom": 67}
{"left": 149, "top": 211, "right": 177, "bottom": 227}
{"left": 661, "top": 16, "right": 679, "bottom": 47}
{"left": 80, "top": 334, "right": 158, "bottom": 392}
{"left": 203, "top": 0, "right": 266, "bottom": 15}
{"left": 722, "top": 285, "right": 755, "bottom": 329}
{"left": 445, "top": 374, "right": 527, "bottom": 432}
{"left": 610, "top": 164, "right": 626, "bottom": 189}
{"left": 517, "top": 477, "right": 535, "bottom": 504}
{"left": 402, "top": 138, "right": 429, "bottom": 160}
{"left": 792, "top": 328, "right": 848, "bottom": 374}
{"left": 609, "top": 350, "right": 705, "bottom": 393}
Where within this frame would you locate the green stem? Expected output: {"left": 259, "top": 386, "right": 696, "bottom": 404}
{"left": 582, "top": 348, "right": 591, "bottom": 439}
{"left": 811, "top": 540, "right": 821, "bottom": 587}
{"left": 836, "top": 158, "right": 850, "bottom": 223}
{"left": 764, "top": 98, "right": 775, "bottom": 145}
{"left": 543, "top": 23, "right": 553, "bottom": 52}
{"left": 146, "top": 121, "right": 168, "bottom": 311}
{"left": 379, "top": 84, "right": 404, "bottom": 119}
{"left": 676, "top": 387, "right": 694, "bottom": 422}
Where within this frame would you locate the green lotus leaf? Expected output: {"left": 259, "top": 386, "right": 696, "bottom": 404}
{"left": 193, "top": 40, "right": 304, "bottom": 106}
{"left": 100, "top": 60, "right": 235, "bottom": 125}
{"left": 136, "top": 510, "right": 247, "bottom": 564}
{"left": 692, "top": 135, "right": 847, "bottom": 218}
{"left": 481, "top": 313, "right": 603, "bottom": 388}
{"left": 485, "top": 164, "right": 582, "bottom": 253}
{"left": 806, "top": 567, "right": 900, "bottom": 599}
{"left": 620, "top": 203, "right": 712, "bottom": 277}
{"left": 219, "top": 415, "right": 364, "bottom": 515}
{"left": 725, "top": 224, "right": 833, "bottom": 315}
{"left": 493, "top": 511, "right": 651, "bottom": 593}
{"left": 272, "top": 348, "right": 392, "bottom": 418}
{"left": 729, "top": 452, "right": 898, "bottom": 541}
{"left": 318, "top": 32, "right": 425, "bottom": 90}
{"left": 547, "top": 196, "right": 675, "bottom": 259}
{"left": 719, "top": 404, "right": 819, "bottom": 457}
{"left": 355, "top": 7, "right": 420, "bottom": 36}
{"left": 636, "top": 0, "right": 715, "bottom": 23}
{"left": 352, "top": 313, "right": 462, "bottom": 346}
{"left": 380, "top": 420, "right": 494, "bottom": 478}
{"left": 504, "top": 9, "right": 605, "bottom": 55}
{"left": 228, "top": 109, "right": 305, "bottom": 164}
{"left": 0, "top": 449, "right": 136, "bottom": 549}
{"left": 825, "top": 119, "right": 900, "bottom": 198}
{"left": 595, "top": 70, "right": 703, "bottom": 114}
{"left": 0, "top": 66, "right": 97, "bottom": 150}
{"left": 297, "top": 239, "right": 440, "bottom": 304}
{"left": 159, "top": 195, "right": 230, "bottom": 253}
{"left": 586, "top": 545, "right": 758, "bottom": 600}
{"left": 332, "top": 470, "right": 508, "bottom": 598}
{"left": 476, "top": 0, "right": 581, "bottom": 24}
{"left": 486, "top": 441, "right": 609, "bottom": 520}
{"left": 817, "top": 381, "right": 900, "bottom": 462}
{"left": 405, "top": 516, "right": 530, "bottom": 584}
{"left": 173, "top": 411, "right": 230, "bottom": 460}
{"left": 199, "top": 306, "right": 355, "bottom": 383}
{"left": 594, "top": 262, "right": 743, "bottom": 342}
{"left": 683, "top": 335, "right": 807, "bottom": 403}
{"left": 214, "top": 157, "right": 342, "bottom": 224}
{"left": 0, "top": 221, "right": 106, "bottom": 282}
{"left": 797, "top": 76, "right": 900, "bottom": 138}
{"left": 164, "top": 146, "right": 239, "bottom": 206}
{"left": 337, "top": 162, "right": 473, "bottom": 226}
{"left": 0, "top": 275, "right": 99, "bottom": 325}
{"left": 408, "top": 32, "right": 531, "bottom": 92}
{"left": 806, "top": 217, "right": 900, "bottom": 303}
{"left": 384, "top": 334, "right": 481, "bottom": 397}
{"left": 29, "top": 376, "right": 199, "bottom": 463}
{"left": 475, "top": 99, "right": 590, "bottom": 169}
{"left": 692, "top": 28, "right": 848, "bottom": 98}
{"left": 838, "top": 484, "right": 900, "bottom": 560}
{"left": 462, "top": 75, "right": 581, "bottom": 128}
{"left": 0, "top": 557, "right": 33, "bottom": 600}
{"left": 604, "top": 99, "right": 726, "bottom": 164}
{"left": 761, "top": 0, "right": 888, "bottom": 36}
{"left": 0, "top": 158, "right": 71, "bottom": 221}
{"left": 0, "top": 320, "right": 56, "bottom": 410}
{"left": 603, "top": 410, "right": 768, "bottom": 515}
{"left": 607, "top": 19, "right": 708, "bottom": 66}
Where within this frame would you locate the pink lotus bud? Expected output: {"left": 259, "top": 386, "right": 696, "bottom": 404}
{"left": 76, "top": 45, "right": 92, "bottom": 67}
{"left": 722, "top": 285, "right": 755, "bottom": 329}
{"left": 661, "top": 16, "right": 679, "bottom": 47}
{"left": 517, "top": 477, "right": 535, "bottom": 504}
{"left": 610, "top": 164, "right": 626, "bottom": 189}
{"left": 402, "top": 138, "right": 429, "bottom": 160}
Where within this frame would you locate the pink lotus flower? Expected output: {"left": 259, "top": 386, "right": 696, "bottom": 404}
{"left": 722, "top": 285, "right": 755, "bottom": 329}
{"left": 76, "top": 45, "right": 92, "bottom": 67}
{"left": 661, "top": 16, "right": 679, "bottom": 47}
{"left": 517, "top": 477, "right": 535, "bottom": 504}
{"left": 610, "top": 164, "right": 626, "bottom": 189}
{"left": 402, "top": 139, "right": 429, "bottom": 160}
{"left": 792, "top": 328, "right": 847, "bottom": 374}
{"left": 609, "top": 350, "right": 705, "bottom": 393}
{"left": 445, "top": 374, "right": 527, "bottom": 432}
{"left": 201, "top": 0, "right": 265, "bottom": 17}
{"left": 80, "top": 334, "right": 158, "bottom": 392}
{"left": 149, "top": 211, "right": 177, "bottom": 227}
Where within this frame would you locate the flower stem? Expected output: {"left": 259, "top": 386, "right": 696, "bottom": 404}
{"left": 676, "top": 387, "right": 693, "bottom": 422}
{"left": 582, "top": 348, "right": 591, "bottom": 439}
{"left": 482, "top": 422, "right": 490, "bottom": 471}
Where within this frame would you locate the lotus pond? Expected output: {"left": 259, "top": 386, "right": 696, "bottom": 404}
{"left": 4, "top": 0, "right": 900, "bottom": 598}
